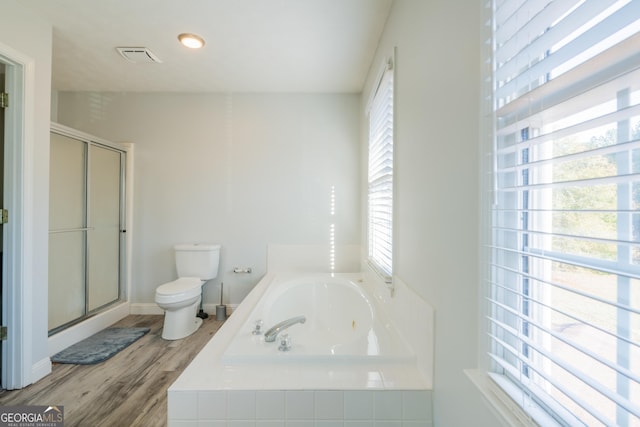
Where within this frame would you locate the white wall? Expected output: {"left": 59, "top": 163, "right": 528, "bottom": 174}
{"left": 0, "top": 0, "right": 52, "bottom": 385}
{"left": 361, "top": 1, "right": 500, "bottom": 426}
{"left": 56, "top": 92, "right": 361, "bottom": 307}
{"left": 1, "top": 0, "right": 505, "bottom": 421}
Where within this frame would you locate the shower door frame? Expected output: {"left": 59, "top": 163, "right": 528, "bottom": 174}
{"left": 48, "top": 123, "right": 128, "bottom": 335}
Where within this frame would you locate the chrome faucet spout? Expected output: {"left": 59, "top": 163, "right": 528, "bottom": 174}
{"left": 264, "top": 315, "right": 306, "bottom": 342}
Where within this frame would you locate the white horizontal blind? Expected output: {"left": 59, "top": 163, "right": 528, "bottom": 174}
{"left": 489, "top": 1, "right": 640, "bottom": 426}
{"left": 368, "top": 66, "right": 394, "bottom": 282}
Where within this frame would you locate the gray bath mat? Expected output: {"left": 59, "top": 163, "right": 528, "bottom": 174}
{"left": 51, "top": 327, "right": 150, "bottom": 365}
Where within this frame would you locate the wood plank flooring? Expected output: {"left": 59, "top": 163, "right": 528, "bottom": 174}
{"left": 0, "top": 315, "right": 224, "bottom": 427}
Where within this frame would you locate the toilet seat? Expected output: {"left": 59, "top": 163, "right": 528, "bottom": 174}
{"left": 155, "top": 277, "right": 203, "bottom": 305}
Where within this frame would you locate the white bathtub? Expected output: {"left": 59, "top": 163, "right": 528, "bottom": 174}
{"left": 223, "top": 273, "right": 414, "bottom": 363}
{"left": 168, "top": 270, "right": 434, "bottom": 425}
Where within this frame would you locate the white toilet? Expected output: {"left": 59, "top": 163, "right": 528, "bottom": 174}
{"left": 155, "top": 243, "right": 221, "bottom": 340}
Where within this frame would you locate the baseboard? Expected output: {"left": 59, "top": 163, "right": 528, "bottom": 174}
{"left": 130, "top": 303, "right": 164, "bottom": 315}
{"left": 48, "top": 301, "right": 237, "bottom": 359}
{"left": 31, "top": 357, "right": 52, "bottom": 384}
{"left": 130, "top": 303, "right": 238, "bottom": 316}
{"left": 204, "top": 303, "right": 237, "bottom": 316}
{"left": 48, "top": 302, "right": 130, "bottom": 356}
{"left": 204, "top": 303, "right": 238, "bottom": 315}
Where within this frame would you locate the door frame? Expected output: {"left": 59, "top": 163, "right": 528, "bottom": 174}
{"left": 1, "top": 42, "right": 35, "bottom": 389}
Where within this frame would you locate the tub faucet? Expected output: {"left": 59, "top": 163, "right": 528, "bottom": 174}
{"left": 264, "top": 315, "right": 306, "bottom": 342}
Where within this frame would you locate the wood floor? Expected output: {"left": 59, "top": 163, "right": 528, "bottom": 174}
{"left": 0, "top": 315, "right": 224, "bottom": 427}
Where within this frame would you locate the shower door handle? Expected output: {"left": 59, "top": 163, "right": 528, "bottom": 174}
{"left": 49, "top": 227, "right": 95, "bottom": 234}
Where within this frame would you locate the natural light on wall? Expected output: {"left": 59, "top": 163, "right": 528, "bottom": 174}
{"left": 330, "top": 185, "right": 336, "bottom": 272}
{"left": 485, "top": 1, "right": 640, "bottom": 426}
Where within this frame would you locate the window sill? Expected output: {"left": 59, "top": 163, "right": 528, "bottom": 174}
{"left": 465, "top": 369, "right": 554, "bottom": 427}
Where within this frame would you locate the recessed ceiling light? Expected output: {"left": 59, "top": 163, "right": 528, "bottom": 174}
{"left": 178, "top": 33, "right": 205, "bottom": 49}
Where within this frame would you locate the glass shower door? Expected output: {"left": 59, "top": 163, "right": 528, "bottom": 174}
{"left": 87, "top": 144, "right": 122, "bottom": 312}
{"left": 49, "top": 132, "right": 87, "bottom": 330}
{"left": 48, "top": 128, "right": 125, "bottom": 333}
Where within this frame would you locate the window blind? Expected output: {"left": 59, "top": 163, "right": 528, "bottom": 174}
{"left": 368, "top": 64, "right": 394, "bottom": 282}
{"left": 488, "top": 1, "right": 640, "bottom": 426}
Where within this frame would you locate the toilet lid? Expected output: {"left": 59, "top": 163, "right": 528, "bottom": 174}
{"left": 156, "top": 277, "right": 203, "bottom": 299}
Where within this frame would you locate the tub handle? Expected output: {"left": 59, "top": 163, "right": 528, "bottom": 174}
{"left": 252, "top": 320, "right": 263, "bottom": 335}
{"left": 278, "top": 334, "right": 292, "bottom": 351}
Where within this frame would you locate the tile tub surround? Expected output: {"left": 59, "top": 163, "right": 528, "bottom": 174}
{"left": 169, "top": 389, "right": 433, "bottom": 425}
{"left": 168, "top": 271, "right": 434, "bottom": 425}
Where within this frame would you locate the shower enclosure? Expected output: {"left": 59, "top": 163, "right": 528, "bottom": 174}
{"left": 48, "top": 124, "right": 126, "bottom": 334}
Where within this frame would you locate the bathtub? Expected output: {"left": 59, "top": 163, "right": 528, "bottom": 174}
{"left": 168, "top": 271, "right": 434, "bottom": 425}
{"left": 223, "top": 273, "right": 414, "bottom": 363}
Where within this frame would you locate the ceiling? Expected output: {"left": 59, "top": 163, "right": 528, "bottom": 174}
{"left": 20, "top": 0, "right": 394, "bottom": 93}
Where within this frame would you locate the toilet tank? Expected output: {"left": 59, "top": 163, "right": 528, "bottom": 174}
{"left": 174, "top": 243, "right": 220, "bottom": 280}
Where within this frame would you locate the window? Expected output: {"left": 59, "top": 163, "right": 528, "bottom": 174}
{"left": 367, "top": 58, "right": 394, "bottom": 282}
{"left": 487, "top": 1, "right": 640, "bottom": 426}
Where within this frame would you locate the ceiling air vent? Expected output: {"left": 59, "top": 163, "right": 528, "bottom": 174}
{"left": 116, "top": 47, "right": 162, "bottom": 63}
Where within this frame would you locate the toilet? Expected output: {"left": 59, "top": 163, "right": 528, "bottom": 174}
{"left": 155, "top": 243, "right": 220, "bottom": 340}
